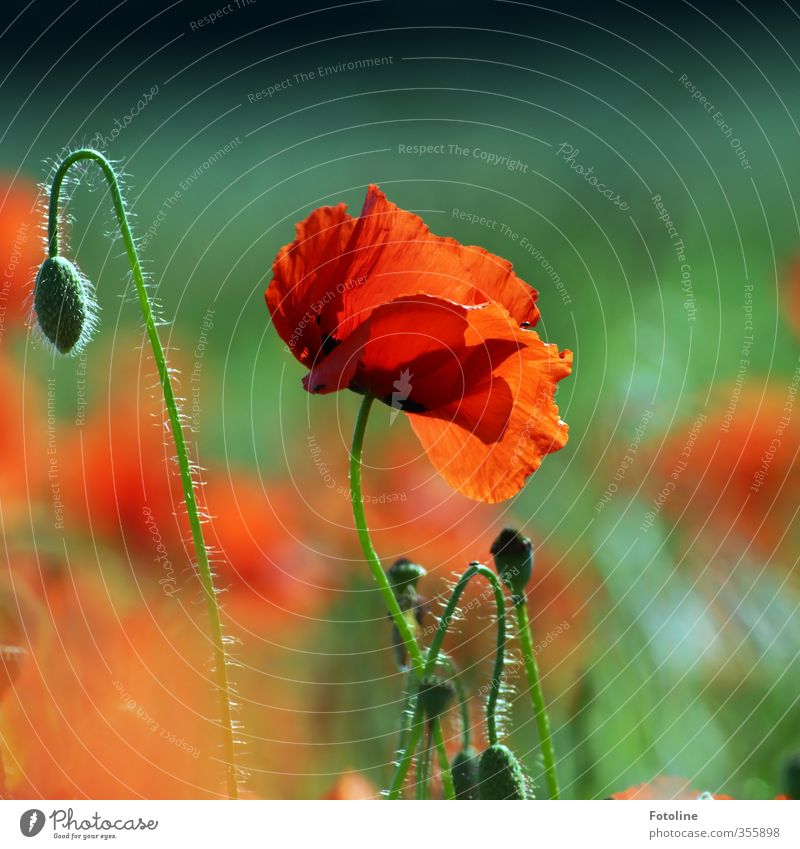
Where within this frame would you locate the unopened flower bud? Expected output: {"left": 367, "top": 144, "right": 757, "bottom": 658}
{"left": 490, "top": 528, "right": 533, "bottom": 602}
{"left": 387, "top": 558, "right": 426, "bottom": 601}
{"left": 418, "top": 676, "right": 454, "bottom": 721}
{"left": 390, "top": 593, "right": 427, "bottom": 669}
{"left": 33, "top": 256, "right": 95, "bottom": 354}
{"left": 451, "top": 747, "right": 480, "bottom": 799}
{"left": 478, "top": 744, "right": 528, "bottom": 799}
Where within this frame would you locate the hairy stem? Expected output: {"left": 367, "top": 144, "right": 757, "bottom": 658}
{"left": 387, "top": 561, "right": 506, "bottom": 795}
{"left": 47, "top": 149, "right": 238, "bottom": 799}
{"left": 350, "top": 394, "right": 454, "bottom": 798}
{"left": 515, "top": 600, "right": 560, "bottom": 800}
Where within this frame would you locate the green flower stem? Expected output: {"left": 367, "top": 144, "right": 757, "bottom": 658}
{"left": 394, "top": 671, "right": 416, "bottom": 762}
{"left": 426, "top": 563, "right": 506, "bottom": 745}
{"left": 431, "top": 721, "right": 455, "bottom": 799}
{"left": 515, "top": 599, "right": 560, "bottom": 800}
{"left": 47, "top": 149, "right": 238, "bottom": 799}
{"left": 387, "top": 702, "right": 425, "bottom": 799}
{"left": 350, "top": 396, "right": 424, "bottom": 673}
{"left": 386, "top": 561, "right": 506, "bottom": 796}
{"left": 416, "top": 724, "right": 432, "bottom": 800}
{"left": 350, "top": 394, "right": 455, "bottom": 799}
{"left": 444, "top": 657, "right": 471, "bottom": 749}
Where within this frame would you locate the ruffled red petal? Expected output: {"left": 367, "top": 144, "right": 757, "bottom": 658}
{"left": 303, "top": 295, "right": 571, "bottom": 502}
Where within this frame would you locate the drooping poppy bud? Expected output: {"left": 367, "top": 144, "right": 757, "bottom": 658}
{"left": 490, "top": 528, "right": 533, "bottom": 602}
{"left": 387, "top": 558, "right": 426, "bottom": 602}
{"left": 387, "top": 558, "right": 427, "bottom": 669}
{"left": 783, "top": 753, "right": 800, "bottom": 800}
{"left": 478, "top": 744, "right": 529, "bottom": 799}
{"left": 390, "top": 593, "right": 428, "bottom": 670}
{"left": 451, "top": 747, "right": 480, "bottom": 799}
{"left": 33, "top": 256, "right": 95, "bottom": 354}
{"left": 418, "top": 676, "right": 455, "bottom": 721}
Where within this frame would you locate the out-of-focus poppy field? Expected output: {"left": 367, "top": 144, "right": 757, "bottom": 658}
{"left": 1, "top": 0, "right": 799, "bottom": 801}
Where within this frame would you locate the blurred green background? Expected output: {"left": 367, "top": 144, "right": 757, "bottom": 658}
{"left": 2, "top": 0, "right": 799, "bottom": 799}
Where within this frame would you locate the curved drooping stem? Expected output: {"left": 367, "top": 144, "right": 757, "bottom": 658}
{"left": 46, "top": 149, "right": 238, "bottom": 799}
{"left": 350, "top": 394, "right": 455, "bottom": 799}
{"left": 386, "top": 561, "right": 507, "bottom": 797}
{"left": 516, "top": 600, "right": 560, "bottom": 800}
{"left": 444, "top": 657, "right": 471, "bottom": 750}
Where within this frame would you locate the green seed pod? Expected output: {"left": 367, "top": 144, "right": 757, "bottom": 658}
{"left": 451, "top": 747, "right": 480, "bottom": 800}
{"left": 418, "top": 676, "right": 454, "bottom": 721}
{"left": 33, "top": 256, "right": 95, "bottom": 354}
{"left": 783, "top": 753, "right": 800, "bottom": 800}
{"left": 387, "top": 558, "right": 426, "bottom": 601}
{"left": 478, "top": 744, "right": 528, "bottom": 800}
{"left": 390, "top": 592, "right": 427, "bottom": 669}
{"left": 490, "top": 528, "right": 533, "bottom": 602}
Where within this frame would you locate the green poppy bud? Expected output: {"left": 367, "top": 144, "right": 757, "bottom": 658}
{"left": 33, "top": 256, "right": 95, "bottom": 354}
{"left": 783, "top": 753, "right": 800, "bottom": 800}
{"left": 490, "top": 528, "right": 533, "bottom": 602}
{"left": 390, "top": 592, "right": 427, "bottom": 669}
{"left": 387, "top": 558, "right": 426, "bottom": 600}
{"left": 418, "top": 676, "right": 454, "bottom": 721}
{"left": 452, "top": 747, "right": 480, "bottom": 799}
{"left": 478, "top": 744, "right": 528, "bottom": 800}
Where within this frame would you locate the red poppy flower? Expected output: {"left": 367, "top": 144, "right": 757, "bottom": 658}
{"left": 266, "top": 185, "right": 572, "bottom": 503}
{"left": 0, "top": 570, "right": 226, "bottom": 799}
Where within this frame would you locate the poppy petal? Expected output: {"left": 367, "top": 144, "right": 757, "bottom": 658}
{"left": 337, "top": 185, "right": 540, "bottom": 337}
{"left": 407, "top": 307, "right": 572, "bottom": 502}
{"left": 267, "top": 202, "right": 355, "bottom": 366}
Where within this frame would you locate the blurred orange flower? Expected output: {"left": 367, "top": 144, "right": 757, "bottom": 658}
{"left": 0, "top": 569, "right": 227, "bottom": 799}
{"left": 266, "top": 184, "right": 571, "bottom": 503}
{"left": 200, "top": 472, "right": 337, "bottom": 633}
{"left": 650, "top": 387, "right": 800, "bottom": 559}
{"left": 0, "top": 176, "right": 40, "bottom": 334}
